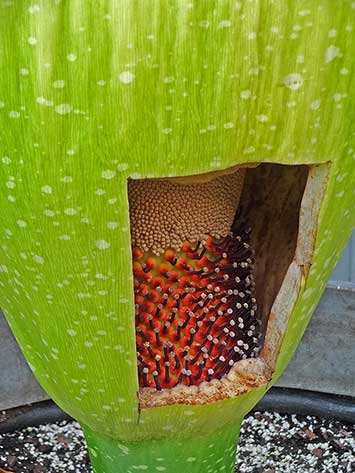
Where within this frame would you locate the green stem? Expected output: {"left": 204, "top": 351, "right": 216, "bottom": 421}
{"left": 83, "top": 419, "right": 243, "bottom": 473}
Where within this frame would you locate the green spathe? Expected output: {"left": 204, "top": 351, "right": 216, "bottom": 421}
{"left": 1, "top": 1, "right": 355, "bottom": 472}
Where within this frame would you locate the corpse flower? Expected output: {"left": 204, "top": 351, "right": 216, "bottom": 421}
{"left": 1, "top": 2, "right": 355, "bottom": 472}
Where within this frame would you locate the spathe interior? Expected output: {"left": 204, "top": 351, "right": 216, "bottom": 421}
{"left": 129, "top": 162, "right": 330, "bottom": 408}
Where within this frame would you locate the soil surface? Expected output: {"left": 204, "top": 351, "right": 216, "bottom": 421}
{"left": 0, "top": 411, "right": 354, "bottom": 473}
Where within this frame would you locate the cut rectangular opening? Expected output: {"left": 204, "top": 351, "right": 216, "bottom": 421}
{"left": 128, "top": 161, "right": 330, "bottom": 407}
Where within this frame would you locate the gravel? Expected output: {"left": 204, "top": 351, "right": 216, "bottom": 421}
{"left": 0, "top": 411, "right": 354, "bottom": 472}
{"left": 239, "top": 412, "right": 355, "bottom": 473}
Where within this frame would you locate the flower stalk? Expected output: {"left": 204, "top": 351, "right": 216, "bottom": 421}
{"left": 84, "top": 421, "right": 243, "bottom": 473}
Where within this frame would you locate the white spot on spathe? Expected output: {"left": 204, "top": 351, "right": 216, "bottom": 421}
{"left": 2, "top": 156, "right": 11, "bottom": 164}
{"left": 333, "top": 93, "right": 343, "bottom": 102}
{"left": 55, "top": 104, "right": 72, "bottom": 115}
{"left": 28, "top": 4, "right": 40, "bottom": 13}
{"left": 162, "top": 424, "right": 174, "bottom": 431}
{"left": 67, "top": 53, "right": 77, "bottom": 62}
{"left": 20, "top": 68, "right": 30, "bottom": 76}
{"left": 130, "top": 172, "right": 141, "bottom": 179}
{"left": 61, "top": 176, "right": 73, "bottom": 183}
{"left": 17, "top": 220, "right": 27, "bottom": 228}
{"left": 256, "top": 114, "right": 269, "bottom": 122}
{"left": 64, "top": 208, "right": 77, "bottom": 215}
{"left": 43, "top": 210, "right": 55, "bottom": 217}
{"left": 210, "top": 157, "right": 221, "bottom": 168}
{"left": 298, "top": 9, "right": 311, "bottom": 16}
{"left": 325, "top": 45, "right": 341, "bottom": 63}
{"left": 218, "top": 20, "right": 231, "bottom": 28}
{"left": 162, "top": 128, "right": 172, "bottom": 135}
{"left": 41, "top": 185, "right": 52, "bottom": 194}
{"left": 240, "top": 90, "right": 251, "bottom": 100}
{"left": 33, "top": 255, "right": 44, "bottom": 265}
{"left": 96, "top": 239, "right": 110, "bottom": 250}
{"left": 0, "top": 102, "right": 5, "bottom": 109}
{"left": 119, "top": 71, "right": 135, "bottom": 84}
{"left": 53, "top": 80, "right": 65, "bottom": 89}
{"left": 6, "top": 181, "right": 16, "bottom": 189}
{"left": 248, "top": 32, "right": 257, "bottom": 39}
{"left": 249, "top": 67, "right": 259, "bottom": 76}
{"left": 284, "top": 73, "right": 304, "bottom": 90}
{"left": 107, "top": 221, "right": 119, "bottom": 229}
{"left": 67, "top": 149, "right": 75, "bottom": 156}
{"left": 67, "top": 329, "right": 77, "bottom": 336}
{"left": 199, "top": 20, "right": 210, "bottom": 28}
{"left": 310, "top": 99, "right": 321, "bottom": 110}
{"left": 97, "top": 80, "right": 106, "bottom": 86}
{"left": 28, "top": 37, "right": 38, "bottom": 45}
{"left": 36, "top": 97, "right": 53, "bottom": 107}
{"left": 223, "top": 122, "right": 234, "bottom": 129}
{"left": 9, "top": 111, "right": 20, "bottom": 119}
{"left": 101, "top": 169, "right": 116, "bottom": 179}
{"left": 186, "top": 457, "right": 197, "bottom": 462}
{"left": 0, "top": 265, "right": 9, "bottom": 273}
{"left": 116, "top": 443, "right": 130, "bottom": 455}
{"left": 328, "top": 29, "right": 337, "bottom": 38}
{"left": 117, "top": 163, "right": 129, "bottom": 171}
{"left": 132, "top": 466, "right": 148, "bottom": 470}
